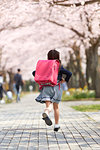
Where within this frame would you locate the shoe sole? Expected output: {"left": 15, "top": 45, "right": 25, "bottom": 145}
{"left": 54, "top": 127, "right": 60, "bottom": 132}
{"left": 42, "top": 113, "right": 52, "bottom": 126}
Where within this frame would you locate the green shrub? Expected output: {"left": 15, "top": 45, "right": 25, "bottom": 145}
{"left": 62, "top": 89, "right": 95, "bottom": 101}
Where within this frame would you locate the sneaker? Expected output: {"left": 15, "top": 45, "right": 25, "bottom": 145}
{"left": 54, "top": 124, "right": 60, "bottom": 132}
{"left": 0, "top": 100, "right": 5, "bottom": 104}
{"left": 42, "top": 112, "right": 52, "bottom": 126}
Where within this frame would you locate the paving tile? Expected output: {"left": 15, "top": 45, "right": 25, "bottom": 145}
{"left": 0, "top": 93, "right": 100, "bottom": 150}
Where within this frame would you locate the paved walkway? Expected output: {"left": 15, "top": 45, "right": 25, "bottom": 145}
{"left": 0, "top": 93, "right": 100, "bottom": 150}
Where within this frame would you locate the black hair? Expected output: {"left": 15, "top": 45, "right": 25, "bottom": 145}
{"left": 17, "top": 68, "right": 21, "bottom": 72}
{"left": 47, "top": 49, "right": 60, "bottom": 61}
{"left": 47, "top": 49, "right": 61, "bottom": 72}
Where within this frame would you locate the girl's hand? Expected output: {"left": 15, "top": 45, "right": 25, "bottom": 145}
{"left": 61, "top": 78, "right": 65, "bottom": 83}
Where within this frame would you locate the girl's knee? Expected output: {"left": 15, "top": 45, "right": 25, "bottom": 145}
{"left": 45, "top": 101, "right": 51, "bottom": 107}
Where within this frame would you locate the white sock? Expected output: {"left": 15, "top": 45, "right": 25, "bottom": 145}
{"left": 48, "top": 103, "right": 52, "bottom": 112}
{"left": 44, "top": 109, "right": 49, "bottom": 115}
{"left": 54, "top": 124, "right": 60, "bottom": 128}
{"left": 44, "top": 104, "right": 52, "bottom": 115}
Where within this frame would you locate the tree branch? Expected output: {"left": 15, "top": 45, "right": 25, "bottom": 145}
{"left": 0, "top": 19, "right": 40, "bottom": 32}
{"left": 47, "top": 19, "right": 65, "bottom": 27}
{"left": 84, "top": 11, "right": 93, "bottom": 34}
{"left": 53, "top": 0, "right": 100, "bottom": 7}
{"left": 47, "top": 18, "right": 86, "bottom": 38}
{"left": 70, "top": 28, "right": 85, "bottom": 38}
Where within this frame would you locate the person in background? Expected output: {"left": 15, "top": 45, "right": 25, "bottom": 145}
{"left": 6, "top": 90, "right": 12, "bottom": 100}
{"left": 0, "top": 73, "right": 4, "bottom": 102}
{"left": 14, "top": 69, "right": 23, "bottom": 102}
{"left": 61, "top": 78, "right": 68, "bottom": 91}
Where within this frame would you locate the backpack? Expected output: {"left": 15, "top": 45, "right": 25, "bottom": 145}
{"left": 34, "top": 60, "right": 60, "bottom": 88}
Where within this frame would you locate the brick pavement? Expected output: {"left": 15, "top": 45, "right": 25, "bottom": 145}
{"left": 0, "top": 93, "right": 100, "bottom": 150}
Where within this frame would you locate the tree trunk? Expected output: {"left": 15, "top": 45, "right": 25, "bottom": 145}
{"left": 91, "top": 49, "right": 98, "bottom": 91}
{"left": 73, "top": 47, "right": 85, "bottom": 88}
{"left": 85, "top": 38, "right": 100, "bottom": 91}
{"left": 0, "top": 48, "right": 2, "bottom": 70}
{"left": 67, "top": 53, "right": 78, "bottom": 88}
{"left": 86, "top": 49, "right": 92, "bottom": 89}
{"left": 77, "top": 58, "right": 85, "bottom": 88}
{"left": 95, "top": 54, "right": 100, "bottom": 98}
{"left": 7, "top": 70, "right": 14, "bottom": 91}
{"left": 67, "top": 51, "right": 85, "bottom": 88}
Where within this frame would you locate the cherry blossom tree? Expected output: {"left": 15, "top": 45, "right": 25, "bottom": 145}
{"left": 44, "top": 0, "right": 100, "bottom": 96}
{"left": 0, "top": 0, "right": 100, "bottom": 97}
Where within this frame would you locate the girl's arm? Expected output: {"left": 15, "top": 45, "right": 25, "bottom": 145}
{"left": 61, "top": 66, "right": 72, "bottom": 83}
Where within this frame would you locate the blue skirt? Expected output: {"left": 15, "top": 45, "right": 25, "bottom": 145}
{"left": 35, "top": 84, "right": 63, "bottom": 104}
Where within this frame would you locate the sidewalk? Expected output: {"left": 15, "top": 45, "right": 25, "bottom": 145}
{"left": 0, "top": 93, "right": 100, "bottom": 150}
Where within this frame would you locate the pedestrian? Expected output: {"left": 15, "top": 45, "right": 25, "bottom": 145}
{"left": 32, "top": 50, "right": 72, "bottom": 132}
{"left": 61, "top": 78, "right": 68, "bottom": 91}
{"left": 0, "top": 73, "right": 4, "bottom": 102}
{"left": 6, "top": 90, "right": 12, "bottom": 100}
{"left": 13, "top": 69, "right": 23, "bottom": 102}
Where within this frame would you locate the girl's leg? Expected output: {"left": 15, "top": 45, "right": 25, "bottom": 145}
{"left": 53, "top": 102, "right": 59, "bottom": 124}
{"left": 44, "top": 101, "right": 52, "bottom": 115}
{"left": 42, "top": 101, "right": 52, "bottom": 126}
{"left": 53, "top": 102, "right": 60, "bottom": 131}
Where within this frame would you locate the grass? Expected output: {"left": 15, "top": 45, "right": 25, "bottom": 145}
{"left": 5, "top": 99, "right": 13, "bottom": 104}
{"left": 71, "top": 104, "right": 100, "bottom": 112}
